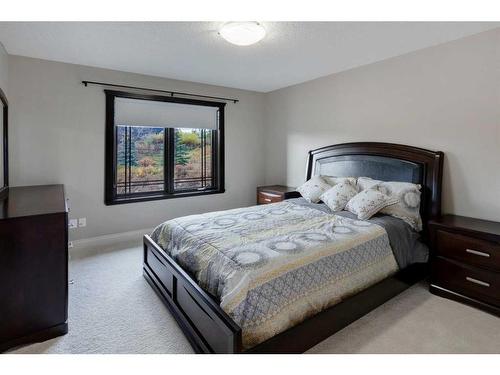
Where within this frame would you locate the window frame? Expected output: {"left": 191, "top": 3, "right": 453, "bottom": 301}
{"left": 104, "top": 90, "right": 225, "bottom": 205}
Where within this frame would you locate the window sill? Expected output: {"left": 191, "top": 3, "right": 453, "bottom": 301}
{"left": 105, "top": 188, "right": 225, "bottom": 206}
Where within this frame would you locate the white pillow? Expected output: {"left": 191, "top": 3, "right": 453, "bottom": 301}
{"left": 345, "top": 189, "right": 398, "bottom": 220}
{"left": 320, "top": 182, "right": 358, "bottom": 211}
{"left": 321, "top": 176, "right": 357, "bottom": 187}
{"left": 296, "top": 176, "right": 331, "bottom": 203}
{"left": 377, "top": 182, "right": 422, "bottom": 231}
{"left": 356, "top": 177, "right": 423, "bottom": 231}
{"left": 356, "top": 177, "right": 381, "bottom": 191}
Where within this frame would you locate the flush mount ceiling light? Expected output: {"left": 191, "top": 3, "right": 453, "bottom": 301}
{"left": 219, "top": 22, "right": 266, "bottom": 46}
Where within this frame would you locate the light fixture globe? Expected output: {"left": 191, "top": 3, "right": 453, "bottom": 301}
{"left": 219, "top": 22, "right": 266, "bottom": 46}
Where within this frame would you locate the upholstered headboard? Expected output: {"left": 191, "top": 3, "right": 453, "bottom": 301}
{"left": 305, "top": 142, "right": 444, "bottom": 229}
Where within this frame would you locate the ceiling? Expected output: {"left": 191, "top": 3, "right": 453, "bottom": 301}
{"left": 0, "top": 22, "right": 498, "bottom": 92}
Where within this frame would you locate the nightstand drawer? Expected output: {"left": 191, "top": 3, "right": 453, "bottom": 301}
{"left": 257, "top": 191, "right": 282, "bottom": 204}
{"left": 436, "top": 230, "right": 500, "bottom": 272}
{"left": 432, "top": 257, "right": 500, "bottom": 307}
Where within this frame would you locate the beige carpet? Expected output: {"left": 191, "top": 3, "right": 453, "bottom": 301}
{"left": 10, "top": 243, "right": 500, "bottom": 354}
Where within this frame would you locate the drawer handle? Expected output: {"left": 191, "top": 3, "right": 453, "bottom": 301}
{"left": 261, "top": 192, "right": 280, "bottom": 197}
{"left": 465, "top": 276, "right": 490, "bottom": 287}
{"left": 466, "top": 248, "right": 490, "bottom": 258}
{"left": 264, "top": 198, "right": 272, "bottom": 202}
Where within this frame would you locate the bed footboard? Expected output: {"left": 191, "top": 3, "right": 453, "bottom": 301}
{"left": 143, "top": 235, "right": 242, "bottom": 353}
{"left": 144, "top": 234, "right": 427, "bottom": 354}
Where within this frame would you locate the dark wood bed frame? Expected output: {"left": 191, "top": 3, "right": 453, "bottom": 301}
{"left": 143, "top": 142, "right": 444, "bottom": 353}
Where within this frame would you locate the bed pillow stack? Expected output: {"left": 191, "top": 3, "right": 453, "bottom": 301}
{"left": 356, "top": 177, "right": 423, "bottom": 231}
{"left": 297, "top": 175, "right": 423, "bottom": 231}
{"left": 297, "top": 176, "right": 359, "bottom": 206}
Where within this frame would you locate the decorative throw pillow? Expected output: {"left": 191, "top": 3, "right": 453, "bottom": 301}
{"left": 355, "top": 177, "right": 423, "bottom": 231}
{"left": 356, "top": 176, "right": 381, "bottom": 191}
{"left": 377, "top": 182, "right": 423, "bottom": 231}
{"left": 321, "top": 176, "right": 357, "bottom": 187}
{"left": 296, "top": 176, "right": 331, "bottom": 203}
{"left": 345, "top": 188, "right": 399, "bottom": 220}
{"left": 320, "top": 182, "right": 358, "bottom": 211}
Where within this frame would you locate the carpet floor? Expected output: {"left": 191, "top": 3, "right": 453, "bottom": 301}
{"left": 10, "top": 243, "right": 500, "bottom": 354}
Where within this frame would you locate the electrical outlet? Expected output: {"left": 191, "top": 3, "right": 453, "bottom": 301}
{"left": 78, "top": 217, "right": 87, "bottom": 227}
{"left": 68, "top": 219, "right": 78, "bottom": 229}
{"left": 68, "top": 241, "right": 74, "bottom": 248}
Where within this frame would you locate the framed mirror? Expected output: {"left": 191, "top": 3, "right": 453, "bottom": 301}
{"left": 0, "top": 87, "right": 8, "bottom": 198}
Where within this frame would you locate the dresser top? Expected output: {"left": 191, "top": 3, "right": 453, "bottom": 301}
{"left": 430, "top": 214, "right": 500, "bottom": 238}
{"left": 0, "top": 185, "right": 66, "bottom": 219}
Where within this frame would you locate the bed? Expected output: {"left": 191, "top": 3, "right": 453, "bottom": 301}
{"left": 143, "top": 142, "right": 444, "bottom": 353}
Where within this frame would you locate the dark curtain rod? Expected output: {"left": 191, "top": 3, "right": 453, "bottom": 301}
{"left": 81, "top": 80, "right": 239, "bottom": 103}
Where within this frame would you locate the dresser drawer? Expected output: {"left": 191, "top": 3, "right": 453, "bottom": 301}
{"left": 432, "top": 257, "right": 500, "bottom": 307}
{"left": 435, "top": 230, "right": 500, "bottom": 272}
{"left": 257, "top": 191, "right": 282, "bottom": 204}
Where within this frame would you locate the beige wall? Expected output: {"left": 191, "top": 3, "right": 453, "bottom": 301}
{"left": 6, "top": 27, "right": 500, "bottom": 241}
{"left": 8, "top": 56, "right": 266, "bottom": 240}
{"left": 264, "top": 28, "right": 500, "bottom": 222}
{"left": 0, "top": 42, "right": 7, "bottom": 94}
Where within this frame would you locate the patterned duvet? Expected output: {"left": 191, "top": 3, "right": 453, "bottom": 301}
{"left": 151, "top": 201, "right": 399, "bottom": 349}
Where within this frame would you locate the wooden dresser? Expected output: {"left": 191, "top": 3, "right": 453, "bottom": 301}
{"left": 0, "top": 185, "right": 68, "bottom": 352}
{"left": 256, "top": 185, "right": 300, "bottom": 205}
{"left": 429, "top": 214, "right": 500, "bottom": 316}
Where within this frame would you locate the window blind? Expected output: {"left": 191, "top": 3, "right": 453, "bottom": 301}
{"left": 114, "top": 97, "right": 218, "bottom": 129}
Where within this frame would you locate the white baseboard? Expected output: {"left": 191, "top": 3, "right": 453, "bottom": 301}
{"left": 70, "top": 227, "right": 153, "bottom": 257}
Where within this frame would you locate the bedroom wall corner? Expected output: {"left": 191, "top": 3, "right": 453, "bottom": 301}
{"left": 7, "top": 55, "right": 268, "bottom": 240}
{"left": 0, "top": 42, "right": 8, "bottom": 95}
{"left": 263, "top": 28, "right": 500, "bottom": 223}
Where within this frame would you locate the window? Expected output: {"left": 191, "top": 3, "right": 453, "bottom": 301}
{"left": 105, "top": 90, "right": 225, "bottom": 205}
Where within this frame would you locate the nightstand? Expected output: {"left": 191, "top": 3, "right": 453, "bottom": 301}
{"left": 429, "top": 214, "right": 500, "bottom": 316}
{"left": 256, "top": 185, "right": 300, "bottom": 205}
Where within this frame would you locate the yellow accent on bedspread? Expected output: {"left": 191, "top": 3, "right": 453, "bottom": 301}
{"left": 151, "top": 201, "right": 398, "bottom": 349}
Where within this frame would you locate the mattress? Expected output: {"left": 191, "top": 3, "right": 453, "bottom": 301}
{"left": 151, "top": 199, "right": 428, "bottom": 348}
